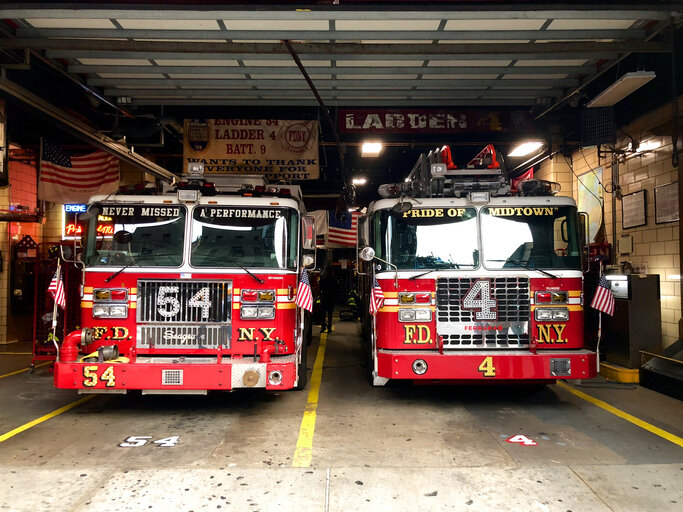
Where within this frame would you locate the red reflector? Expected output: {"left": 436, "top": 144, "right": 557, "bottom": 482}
{"left": 279, "top": 188, "right": 291, "bottom": 196}
{"left": 415, "top": 293, "right": 431, "bottom": 303}
{"left": 536, "top": 292, "right": 552, "bottom": 303}
{"left": 110, "top": 290, "right": 127, "bottom": 301}
{"left": 242, "top": 291, "right": 258, "bottom": 302}
{"left": 254, "top": 185, "right": 266, "bottom": 193}
{"left": 134, "top": 183, "right": 146, "bottom": 190}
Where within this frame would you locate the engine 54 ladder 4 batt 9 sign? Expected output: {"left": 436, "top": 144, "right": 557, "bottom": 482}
{"left": 183, "top": 119, "right": 319, "bottom": 181}
{"left": 358, "top": 144, "right": 597, "bottom": 386}
{"left": 52, "top": 176, "right": 317, "bottom": 394}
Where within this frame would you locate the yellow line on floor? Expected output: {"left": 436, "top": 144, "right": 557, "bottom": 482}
{"left": 557, "top": 381, "right": 683, "bottom": 448}
{"left": 0, "top": 361, "right": 52, "bottom": 380}
{"left": 292, "top": 331, "right": 328, "bottom": 468}
{"left": 0, "top": 395, "right": 94, "bottom": 443}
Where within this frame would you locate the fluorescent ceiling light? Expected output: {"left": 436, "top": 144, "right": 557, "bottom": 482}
{"left": 508, "top": 141, "right": 543, "bottom": 157}
{"left": 361, "top": 142, "right": 382, "bottom": 157}
{"left": 352, "top": 177, "right": 367, "bottom": 185}
{"left": 587, "top": 71, "right": 656, "bottom": 108}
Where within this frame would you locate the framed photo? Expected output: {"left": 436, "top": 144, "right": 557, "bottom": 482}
{"left": 622, "top": 190, "right": 647, "bottom": 229}
{"left": 654, "top": 182, "right": 679, "bottom": 224}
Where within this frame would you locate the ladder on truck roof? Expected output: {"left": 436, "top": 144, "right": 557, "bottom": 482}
{"left": 405, "top": 144, "right": 510, "bottom": 198}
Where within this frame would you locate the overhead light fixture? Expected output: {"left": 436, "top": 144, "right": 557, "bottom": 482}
{"left": 116, "top": 96, "right": 132, "bottom": 105}
{"left": 587, "top": 71, "right": 656, "bottom": 108}
{"left": 352, "top": 177, "right": 367, "bottom": 185}
{"left": 361, "top": 142, "right": 382, "bottom": 157}
{"left": 508, "top": 141, "right": 544, "bottom": 157}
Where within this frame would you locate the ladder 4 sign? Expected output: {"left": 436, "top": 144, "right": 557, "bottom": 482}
{"left": 506, "top": 434, "right": 538, "bottom": 446}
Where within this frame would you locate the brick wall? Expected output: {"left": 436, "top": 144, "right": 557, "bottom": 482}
{"left": 0, "top": 158, "right": 41, "bottom": 343}
{"left": 537, "top": 98, "right": 682, "bottom": 349}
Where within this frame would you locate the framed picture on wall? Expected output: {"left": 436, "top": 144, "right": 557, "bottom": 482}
{"left": 622, "top": 190, "right": 647, "bottom": 229}
{"left": 654, "top": 182, "right": 679, "bottom": 224}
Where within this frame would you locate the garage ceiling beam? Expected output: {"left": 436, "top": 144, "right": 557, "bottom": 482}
{"left": 134, "top": 98, "right": 542, "bottom": 107}
{"left": 0, "top": 7, "right": 678, "bottom": 20}
{"left": 2, "top": 39, "right": 669, "bottom": 55}
{"left": 14, "top": 28, "right": 648, "bottom": 41}
{"left": 70, "top": 64, "right": 597, "bottom": 76}
{"left": 0, "top": 76, "right": 177, "bottom": 182}
{"left": 94, "top": 78, "right": 579, "bottom": 88}
{"left": 52, "top": 50, "right": 621, "bottom": 62}
{"left": 102, "top": 88, "right": 563, "bottom": 99}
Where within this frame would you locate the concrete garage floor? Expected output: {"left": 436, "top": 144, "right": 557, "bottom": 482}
{"left": 1, "top": 323, "right": 682, "bottom": 512}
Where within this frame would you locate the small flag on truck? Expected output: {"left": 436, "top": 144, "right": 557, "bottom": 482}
{"left": 296, "top": 269, "right": 313, "bottom": 312}
{"left": 590, "top": 275, "right": 614, "bottom": 316}
{"left": 48, "top": 267, "right": 66, "bottom": 310}
{"left": 369, "top": 277, "right": 385, "bottom": 316}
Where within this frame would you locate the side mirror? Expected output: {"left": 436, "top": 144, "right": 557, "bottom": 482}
{"left": 60, "top": 245, "right": 73, "bottom": 261}
{"left": 302, "top": 254, "right": 315, "bottom": 268}
{"left": 113, "top": 230, "right": 133, "bottom": 245}
{"left": 360, "top": 246, "right": 375, "bottom": 262}
{"left": 302, "top": 215, "right": 316, "bottom": 250}
{"left": 578, "top": 212, "right": 590, "bottom": 273}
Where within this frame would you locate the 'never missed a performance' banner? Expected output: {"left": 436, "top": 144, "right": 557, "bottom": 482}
{"left": 183, "top": 119, "right": 319, "bottom": 180}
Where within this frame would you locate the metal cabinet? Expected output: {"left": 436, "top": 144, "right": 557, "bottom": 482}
{"left": 603, "top": 274, "right": 661, "bottom": 368}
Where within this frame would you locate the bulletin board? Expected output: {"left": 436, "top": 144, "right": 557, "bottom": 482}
{"left": 654, "top": 182, "right": 679, "bottom": 224}
{"left": 622, "top": 190, "right": 647, "bottom": 229}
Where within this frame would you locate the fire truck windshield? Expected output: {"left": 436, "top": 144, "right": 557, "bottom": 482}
{"left": 374, "top": 208, "right": 479, "bottom": 270}
{"left": 481, "top": 205, "right": 581, "bottom": 270}
{"left": 190, "top": 206, "right": 298, "bottom": 269}
{"left": 83, "top": 203, "right": 186, "bottom": 267}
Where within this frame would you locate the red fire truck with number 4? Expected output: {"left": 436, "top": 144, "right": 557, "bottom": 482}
{"left": 54, "top": 172, "right": 315, "bottom": 394}
{"left": 358, "top": 145, "right": 597, "bottom": 385}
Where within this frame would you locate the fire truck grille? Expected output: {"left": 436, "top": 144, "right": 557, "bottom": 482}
{"left": 137, "top": 325, "right": 230, "bottom": 349}
{"left": 436, "top": 277, "right": 530, "bottom": 349}
{"left": 137, "top": 280, "right": 232, "bottom": 324}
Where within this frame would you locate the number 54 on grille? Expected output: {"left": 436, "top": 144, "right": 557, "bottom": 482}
{"left": 357, "top": 145, "right": 597, "bottom": 386}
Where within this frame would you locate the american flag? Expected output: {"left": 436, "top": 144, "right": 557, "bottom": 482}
{"left": 39, "top": 140, "right": 120, "bottom": 204}
{"left": 369, "top": 277, "right": 385, "bottom": 316}
{"left": 48, "top": 268, "right": 66, "bottom": 310}
{"left": 327, "top": 210, "right": 360, "bottom": 246}
{"left": 295, "top": 269, "right": 313, "bottom": 312}
{"left": 590, "top": 275, "right": 615, "bottom": 316}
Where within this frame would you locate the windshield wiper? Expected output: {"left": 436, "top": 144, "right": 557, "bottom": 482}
{"left": 104, "top": 252, "right": 164, "bottom": 283}
{"left": 409, "top": 263, "right": 474, "bottom": 280}
{"left": 238, "top": 265, "right": 264, "bottom": 284}
{"left": 488, "top": 258, "right": 558, "bottom": 279}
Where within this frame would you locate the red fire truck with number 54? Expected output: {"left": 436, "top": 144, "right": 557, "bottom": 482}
{"left": 358, "top": 145, "right": 597, "bottom": 385}
{"left": 54, "top": 172, "right": 316, "bottom": 394}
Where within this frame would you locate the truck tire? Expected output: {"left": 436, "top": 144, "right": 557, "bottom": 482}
{"left": 295, "top": 343, "right": 308, "bottom": 391}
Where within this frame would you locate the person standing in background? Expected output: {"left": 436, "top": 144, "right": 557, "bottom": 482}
{"left": 319, "top": 263, "right": 337, "bottom": 333}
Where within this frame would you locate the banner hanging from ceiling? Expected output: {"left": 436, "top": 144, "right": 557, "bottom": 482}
{"left": 183, "top": 119, "right": 319, "bottom": 181}
{"left": 338, "top": 109, "right": 532, "bottom": 134}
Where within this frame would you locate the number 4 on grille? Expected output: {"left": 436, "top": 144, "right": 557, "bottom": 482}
{"left": 462, "top": 279, "right": 498, "bottom": 320}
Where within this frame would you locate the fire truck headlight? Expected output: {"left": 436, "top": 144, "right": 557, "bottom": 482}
{"left": 93, "top": 305, "right": 128, "bottom": 318}
{"left": 398, "top": 309, "right": 416, "bottom": 322}
{"left": 535, "top": 308, "right": 554, "bottom": 321}
{"left": 257, "top": 306, "right": 275, "bottom": 319}
{"left": 552, "top": 308, "right": 569, "bottom": 321}
{"left": 399, "top": 308, "right": 432, "bottom": 322}
{"left": 414, "top": 308, "right": 432, "bottom": 321}
{"left": 241, "top": 306, "right": 258, "bottom": 319}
